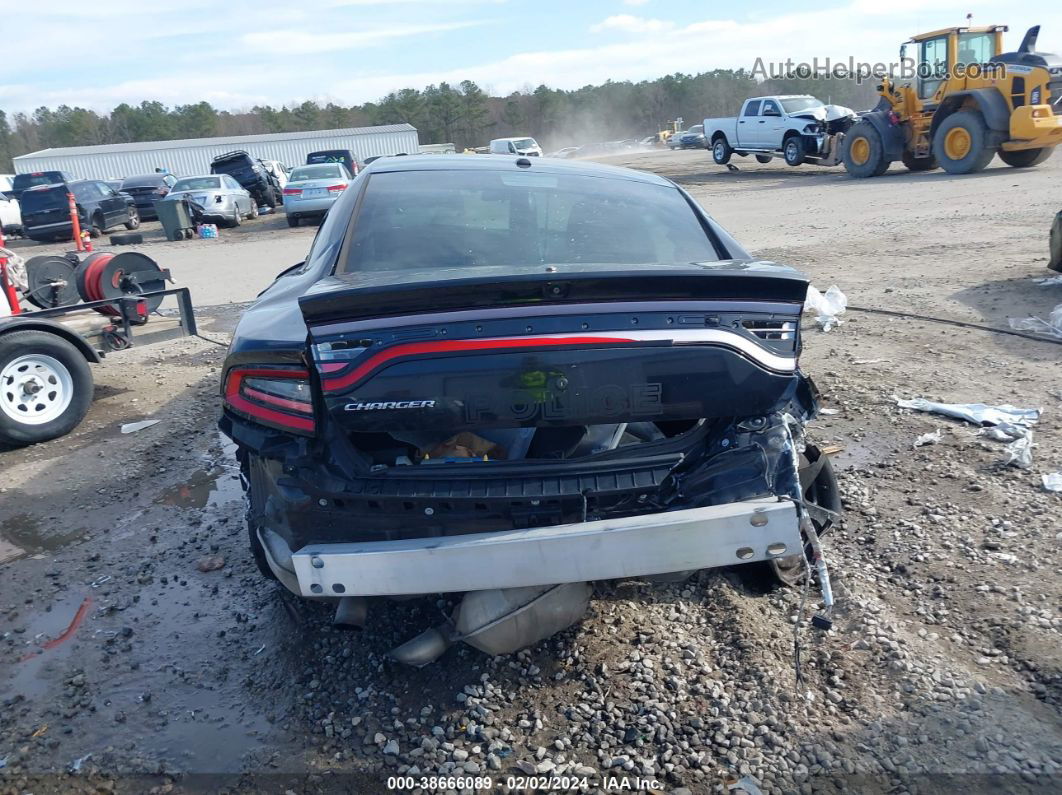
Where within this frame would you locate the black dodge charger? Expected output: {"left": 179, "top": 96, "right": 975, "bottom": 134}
{"left": 219, "top": 155, "right": 839, "bottom": 662}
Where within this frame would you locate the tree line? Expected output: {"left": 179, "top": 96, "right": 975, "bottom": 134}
{"left": 0, "top": 71, "right": 877, "bottom": 170}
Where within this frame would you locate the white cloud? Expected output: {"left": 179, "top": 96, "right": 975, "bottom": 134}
{"left": 241, "top": 22, "right": 482, "bottom": 55}
{"left": 590, "top": 15, "right": 674, "bottom": 34}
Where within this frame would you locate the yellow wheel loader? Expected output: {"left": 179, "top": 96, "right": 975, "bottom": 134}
{"left": 844, "top": 24, "right": 1062, "bottom": 177}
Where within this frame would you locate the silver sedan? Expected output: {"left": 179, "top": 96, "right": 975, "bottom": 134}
{"left": 282, "top": 164, "right": 351, "bottom": 227}
{"left": 163, "top": 175, "right": 256, "bottom": 227}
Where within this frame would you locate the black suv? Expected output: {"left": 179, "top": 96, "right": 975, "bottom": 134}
{"left": 118, "top": 174, "right": 177, "bottom": 220}
{"left": 21, "top": 180, "right": 139, "bottom": 243}
{"left": 11, "top": 171, "right": 76, "bottom": 201}
{"left": 306, "top": 149, "right": 358, "bottom": 176}
{"left": 210, "top": 151, "right": 282, "bottom": 207}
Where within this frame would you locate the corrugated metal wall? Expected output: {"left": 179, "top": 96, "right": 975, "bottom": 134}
{"left": 13, "top": 129, "right": 420, "bottom": 180}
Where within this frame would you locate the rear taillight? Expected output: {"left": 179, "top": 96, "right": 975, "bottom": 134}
{"left": 224, "top": 367, "right": 315, "bottom": 434}
{"left": 326, "top": 184, "right": 346, "bottom": 193}
{"left": 283, "top": 187, "right": 302, "bottom": 196}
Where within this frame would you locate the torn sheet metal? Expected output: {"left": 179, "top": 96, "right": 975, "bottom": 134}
{"left": 1042, "top": 472, "right": 1062, "bottom": 492}
{"left": 1008, "top": 304, "right": 1062, "bottom": 339}
{"left": 804, "top": 285, "right": 847, "bottom": 331}
{"left": 895, "top": 398, "right": 1041, "bottom": 428}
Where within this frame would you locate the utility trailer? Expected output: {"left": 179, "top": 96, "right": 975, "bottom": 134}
{"left": 0, "top": 246, "right": 197, "bottom": 446}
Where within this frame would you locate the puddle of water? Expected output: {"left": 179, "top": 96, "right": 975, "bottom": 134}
{"left": 0, "top": 514, "right": 87, "bottom": 563}
{"left": 2, "top": 592, "right": 92, "bottom": 702}
{"left": 157, "top": 467, "right": 243, "bottom": 510}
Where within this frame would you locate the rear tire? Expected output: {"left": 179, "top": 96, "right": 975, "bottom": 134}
{"left": 286, "top": 214, "right": 299, "bottom": 228}
{"left": 783, "top": 136, "right": 805, "bottom": 166}
{"left": 932, "top": 110, "right": 995, "bottom": 174}
{"left": 755, "top": 154, "right": 772, "bottom": 164}
{"left": 843, "top": 121, "right": 888, "bottom": 178}
{"left": 712, "top": 137, "right": 733, "bottom": 165}
{"left": 242, "top": 453, "right": 278, "bottom": 581}
{"left": 998, "top": 147, "right": 1053, "bottom": 168}
{"left": 0, "top": 331, "right": 93, "bottom": 446}
{"left": 901, "top": 151, "right": 938, "bottom": 171}
{"left": 230, "top": 206, "right": 241, "bottom": 228}
{"left": 90, "top": 213, "right": 104, "bottom": 238}
{"left": 124, "top": 208, "right": 140, "bottom": 230}
{"left": 250, "top": 202, "right": 259, "bottom": 219}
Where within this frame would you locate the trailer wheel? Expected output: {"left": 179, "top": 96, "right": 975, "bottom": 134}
{"left": 998, "top": 147, "right": 1054, "bottom": 168}
{"left": 842, "top": 121, "right": 887, "bottom": 178}
{"left": 0, "top": 330, "right": 93, "bottom": 446}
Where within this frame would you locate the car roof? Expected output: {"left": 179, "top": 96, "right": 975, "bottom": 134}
{"left": 363, "top": 153, "right": 673, "bottom": 187}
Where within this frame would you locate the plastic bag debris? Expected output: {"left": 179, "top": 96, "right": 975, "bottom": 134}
{"left": 1034, "top": 275, "right": 1062, "bottom": 286}
{"left": 979, "top": 422, "right": 1030, "bottom": 442}
{"left": 804, "top": 285, "right": 847, "bottom": 331}
{"left": 120, "top": 419, "right": 160, "bottom": 434}
{"left": 895, "top": 398, "right": 1040, "bottom": 428}
{"left": 1042, "top": 472, "right": 1062, "bottom": 492}
{"left": 913, "top": 429, "right": 944, "bottom": 447}
{"left": 1001, "top": 432, "right": 1034, "bottom": 469}
{"left": 1008, "top": 304, "right": 1062, "bottom": 339}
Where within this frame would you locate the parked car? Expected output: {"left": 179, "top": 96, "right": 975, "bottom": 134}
{"left": 219, "top": 155, "right": 838, "bottom": 664}
{"left": 10, "top": 171, "right": 76, "bottom": 201}
{"left": 667, "top": 130, "right": 687, "bottom": 150}
{"left": 260, "top": 160, "right": 290, "bottom": 190}
{"left": 163, "top": 175, "right": 256, "bottom": 228}
{"left": 210, "top": 151, "right": 282, "bottom": 208}
{"left": 118, "top": 174, "right": 178, "bottom": 221}
{"left": 488, "top": 137, "right": 542, "bottom": 156}
{"left": 21, "top": 180, "right": 139, "bottom": 242}
{"left": 0, "top": 193, "right": 22, "bottom": 236}
{"left": 547, "top": 147, "right": 579, "bottom": 159}
{"left": 306, "top": 150, "right": 359, "bottom": 176}
{"left": 704, "top": 95, "right": 857, "bottom": 167}
{"left": 281, "top": 164, "right": 351, "bottom": 227}
{"left": 677, "top": 124, "right": 706, "bottom": 149}
{"left": 0, "top": 174, "right": 15, "bottom": 200}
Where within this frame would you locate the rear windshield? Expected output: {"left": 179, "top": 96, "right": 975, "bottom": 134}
{"left": 20, "top": 186, "right": 67, "bottom": 210}
{"left": 171, "top": 177, "right": 220, "bottom": 191}
{"left": 308, "top": 151, "right": 352, "bottom": 166}
{"left": 290, "top": 165, "right": 345, "bottom": 181}
{"left": 14, "top": 173, "right": 64, "bottom": 191}
{"left": 339, "top": 169, "right": 718, "bottom": 273}
{"left": 121, "top": 175, "right": 164, "bottom": 188}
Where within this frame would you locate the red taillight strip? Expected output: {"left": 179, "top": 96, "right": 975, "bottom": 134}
{"left": 318, "top": 328, "right": 798, "bottom": 392}
{"left": 224, "top": 367, "right": 315, "bottom": 432}
{"left": 321, "top": 335, "right": 634, "bottom": 392}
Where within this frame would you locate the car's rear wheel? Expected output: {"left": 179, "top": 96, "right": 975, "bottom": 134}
{"left": 0, "top": 331, "right": 93, "bottom": 447}
{"left": 249, "top": 202, "right": 259, "bottom": 219}
{"left": 90, "top": 213, "right": 104, "bottom": 238}
{"left": 242, "top": 453, "right": 278, "bottom": 580}
{"left": 124, "top": 207, "right": 140, "bottom": 230}
{"left": 286, "top": 214, "right": 299, "bottom": 228}
{"left": 230, "top": 206, "right": 241, "bottom": 228}
{"left": 768, "top": 446, "right": 841, "bottom": 587}
{"left": 712, "top": 137, "right": 733, "bottom": 165}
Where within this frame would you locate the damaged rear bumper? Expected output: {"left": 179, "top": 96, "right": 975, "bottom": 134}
{"left": 263, "top": 497, "right": 801, "bottom": 597}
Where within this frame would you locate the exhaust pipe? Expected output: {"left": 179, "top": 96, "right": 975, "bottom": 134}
{"left": 333, "top": 596, "right": 368, "bottom": 630}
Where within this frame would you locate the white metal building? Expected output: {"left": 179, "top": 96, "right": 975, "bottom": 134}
{"left": 12, "top": 124, "right": 419, "bottom": 180}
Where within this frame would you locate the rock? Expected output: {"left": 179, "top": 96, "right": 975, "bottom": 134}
{"left": 452, "top": 749, "right": 469, "bottom": 762}
{"left": 383, "top": 740, "right": 399, "bottom": 756}
{"left": 195, "top": 555, "right": 225, "bottom": 573}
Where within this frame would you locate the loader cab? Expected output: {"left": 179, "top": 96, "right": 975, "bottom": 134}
{"left": 906, "top": 26, "right": 1006, "bottom": 101}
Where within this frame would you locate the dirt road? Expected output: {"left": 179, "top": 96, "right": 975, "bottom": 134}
{"left": 1, "top": 151, "right": 1060, "bottom": 793}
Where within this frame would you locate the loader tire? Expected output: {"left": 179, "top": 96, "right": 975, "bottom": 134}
{"left": 932, "top": 111, "right": 995, "bottom": 174}
{"left": 712, "top": 137, "right": 733, "bottom": 165}
{"left": 998, "top": 147, "right": 1054, "bottom": 168}
{"left": 1049, "top": 211, "right": 1062, "bottom": 273}
{"left": 843, "top": 121, "right": 887, "bottom": 178}
{"left": 901, "top": 151, "right": 938, "bottom": 171}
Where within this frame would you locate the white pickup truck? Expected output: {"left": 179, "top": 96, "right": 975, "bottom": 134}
{"left": 703, "top": 95, "right": 857, "bottom": 168}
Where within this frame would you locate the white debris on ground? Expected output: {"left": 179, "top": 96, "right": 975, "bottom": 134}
{"left": 913, "top": 429, "right": 944, "bottom": 448}
{"left": 894, "top": 398, "right": 1040, "bottom": 428}
{"left": 804, "top": 285, "right": 847, "bottom": 331}
{"left": 1009, "top": 304, "right": 1062, "bottom": 338}
{"left": 1043, "top": 472, "right": 1062, "bottom": 492}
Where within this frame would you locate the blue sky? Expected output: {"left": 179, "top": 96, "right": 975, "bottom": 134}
{"left": 2, "top": 0, "right": 1059, "bottom": 113}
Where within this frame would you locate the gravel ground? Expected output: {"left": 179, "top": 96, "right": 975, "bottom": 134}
{"left": 1, "top": 150, "right": 1060, "bottom": 794}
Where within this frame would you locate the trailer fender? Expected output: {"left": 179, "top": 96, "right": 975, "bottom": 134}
{"left": 0, "top": 318, "right": 101, "bottom": 363}
{"left": 931, "top": 89, "right": 1011, "bottom": 138}
{"left": 860, "top": 111, "right": 906, "bottom": 161}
